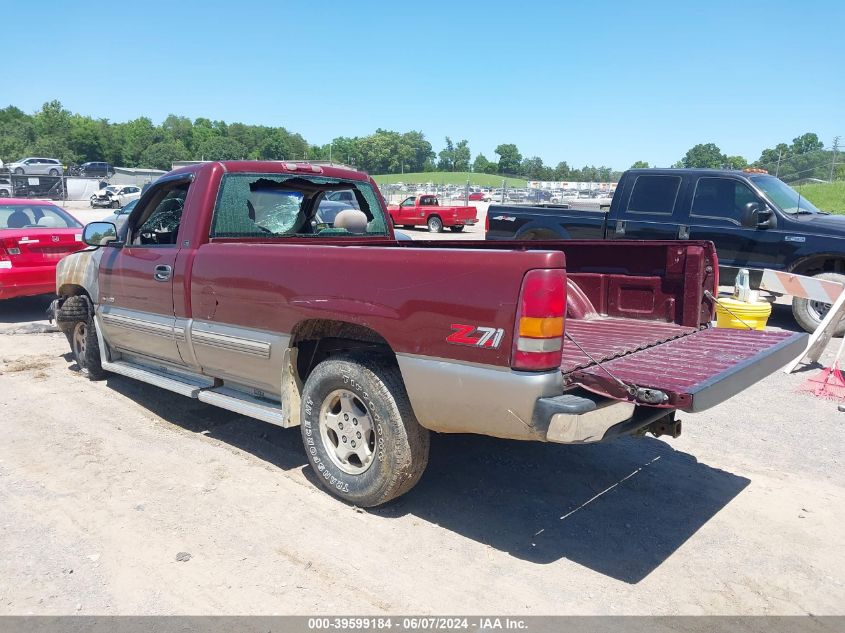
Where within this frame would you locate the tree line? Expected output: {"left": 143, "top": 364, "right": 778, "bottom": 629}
{"left": 631, "top": 132, "right": 843, "bottom": 183}
{"left": 1, "top": 101, "right": 839, "bottom": 183}
{"left": 0, "top": 101, "right": 616, "bottom": 181}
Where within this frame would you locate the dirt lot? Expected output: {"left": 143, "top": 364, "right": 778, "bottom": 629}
{"left": 0, "top": 202, "right": 843, "bottom": 615}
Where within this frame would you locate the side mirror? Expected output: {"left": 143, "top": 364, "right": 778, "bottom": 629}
{"left": 83, "top": 221, "right": 120, "bottom": 247}
{"left": 741, "top": 202, "right": 776, "bottom": 229}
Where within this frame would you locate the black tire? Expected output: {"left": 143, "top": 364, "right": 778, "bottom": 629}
{"left": 449, "top": 225, "right": 465, "bottom": 232}
{"left": 0, "top": 190, "right": 9, "bottom": 198}
{"left": 58, "top": 296, "right": 106, "bottom": 380}
{"left": 112, "top": 200, "right": 120, "bottom": 209}
{"left": 427, "top": 215, "right": 443, "bottom": 233}
{"left": 300, "top": 355, "right": 429, "bottom": 507}
{"left": 49, "top": 169, "right": 59, "bottom": 176}
{"left": 791, "top": 272, "right": 845, "bottom": 337}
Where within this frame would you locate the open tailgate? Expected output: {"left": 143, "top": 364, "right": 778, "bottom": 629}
{"left": 564, "top": 327, "right": 808, "bottom": 412}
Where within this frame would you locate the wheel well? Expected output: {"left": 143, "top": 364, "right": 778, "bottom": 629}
{"left": 789, "top": 256, "right": 845, "bottom": 277}
{"left": 290, "top": 319, "right": 396, "bottom": 384}
{"left": 57, "top": 283, "right": 89, "bottom": 299}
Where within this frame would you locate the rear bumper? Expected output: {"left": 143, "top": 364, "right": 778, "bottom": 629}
{"left": 0, "top": 266, "right": 57, "bottom": 300}
{"left": 395, "top": 353, "right": 660, "bottom": 444}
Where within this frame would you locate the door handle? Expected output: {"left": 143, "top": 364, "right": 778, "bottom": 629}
{"left": 154, "top": 265, "right": 172, "bottom": 282}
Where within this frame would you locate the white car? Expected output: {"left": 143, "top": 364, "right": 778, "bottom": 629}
{"left": 90, "top": 184, "right": 143, "bottom": 209}
{"left": 7, "top": 157, "right": 64, "bottom": 176}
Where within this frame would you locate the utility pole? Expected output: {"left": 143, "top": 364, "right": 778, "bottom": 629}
{"left": 775, "top": 150, "right": 782, "bottom": 177}
{"left": 830, "top": 136, "right": 840, "bottom": 182}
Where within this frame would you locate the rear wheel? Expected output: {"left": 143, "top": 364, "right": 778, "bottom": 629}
{"left": 300, "top": 355, "right": 429, "bottom": 507}
{"left": 49, "top": 169, "right": 59, "bottom": 176}
{"left": 427, "top": 215, "right": 443, "bottom": 233}
{"left": 791, "top": 272, "right": 845, "bottom": 336}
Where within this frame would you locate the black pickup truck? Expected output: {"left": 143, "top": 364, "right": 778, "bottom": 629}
{"left": 487, "top": 168, "right": 845, "bottom": 334}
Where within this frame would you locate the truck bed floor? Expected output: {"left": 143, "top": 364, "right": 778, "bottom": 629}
{"left": 561, "top": 318, "right": 697, "bottom": 373}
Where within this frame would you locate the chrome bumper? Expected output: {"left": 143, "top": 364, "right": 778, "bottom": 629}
{"left": 396, "top": 354, "right": 660, "bottom": 444}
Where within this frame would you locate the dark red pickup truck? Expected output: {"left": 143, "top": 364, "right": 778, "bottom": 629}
{"left": 53, "top": 161, "right": 806, "bottom": 506}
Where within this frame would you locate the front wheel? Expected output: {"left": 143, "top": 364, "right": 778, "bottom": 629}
{"left": 427, "top": 215, "right": 443, "bottom": 233}
{"left": 58, "top": 296, "right": 107, "bottom": 380}
{"left": 300, "top": 356, "right": 430, "bottom": 507}
{"left": 14, "top": 168, "right": 24, "bottom": 175}
{"left": 49, "top": 169, "right": 59, "bottom": 176}
{"left": 791, "top": 272, "right": 845, "bottom": 336}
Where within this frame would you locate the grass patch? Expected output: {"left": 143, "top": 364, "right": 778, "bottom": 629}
{"left": 792, "top": 181, "right": 845, "bottom": 215}
{"left": 373, "top": 171, "right": 527, "bottom": 187}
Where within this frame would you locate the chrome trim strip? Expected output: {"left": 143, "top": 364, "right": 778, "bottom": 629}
{"left": 191, "top": 329, "right": 271, "bottom": 358}
{"left": 101, "top": 312, "right": 186, "bottom": 341}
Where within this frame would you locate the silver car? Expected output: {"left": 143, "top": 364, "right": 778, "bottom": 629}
{"left": 7, "top": 157, "right": 64, "bottom": 176}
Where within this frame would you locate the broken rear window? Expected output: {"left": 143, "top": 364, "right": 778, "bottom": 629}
{"left": 211, "top": 174, "right": 388, "bottom": 239}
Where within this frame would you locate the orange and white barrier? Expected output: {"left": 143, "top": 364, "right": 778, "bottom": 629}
{"left": 760, "top": 270, "right": 843, "bottom": 303}
{"left": 762, "top": 269, "right": 845, "bottom": 373}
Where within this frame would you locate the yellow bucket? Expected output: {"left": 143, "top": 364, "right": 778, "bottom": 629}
{"left": 715, "top": 297, "right": 772, "bottom": 331}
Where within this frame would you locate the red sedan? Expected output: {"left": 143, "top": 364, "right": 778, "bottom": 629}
{"left": 468, "top": 191, "right": 491, "bottom": 201}
{"left": 0, "top": 199, "right": 86, "bottom": 300}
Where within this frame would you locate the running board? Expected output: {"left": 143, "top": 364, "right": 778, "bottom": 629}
{"left": 101, "top": 360, "right": 213, "bottom": 397}
{"left": 197, "top": 386, "right": 288, "bottom": 427}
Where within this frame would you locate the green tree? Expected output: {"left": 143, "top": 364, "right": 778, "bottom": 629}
{"left": 453, "top": 140, "right": 471, "bottom": 171}
{"left": 791, "top": 132, "right": 823, "bottom": 155}
{"left": 631, "top": 160, "right": 649, "bottom": 168}
{"left": 33, "top": 100, "right": 75, "bottom": 162}
{"left": 681, "top": 143, "right": 727, "bottom": 169}
{"left": 140, "top": 140, "right": 189, "bottom": 170}
{"left": 162, "top": 115, "right": 194, "bottom": 150}
{"left": 473, "top": 153, "right": 491, "bottom": 173}
{"left": 725, "top": 155, "right": 748, "bottom": 170}
{"left": 437, "top": 137, "right": 455, "bottom": 171}
{"left": 553, "top": 161, "right": 571, "bottom": 180}
{"left": 195, "top": 136, "right": 246, "bottom": 160}
{"left": 0, "top": 106, "right": 35, "bottom": 163}
{"left": 494, "top": 143, "right": 522, "bottom": 174}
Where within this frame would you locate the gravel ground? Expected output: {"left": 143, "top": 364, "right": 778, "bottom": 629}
{"left": 0, "top": 202, "right": 842, "bottom": 615}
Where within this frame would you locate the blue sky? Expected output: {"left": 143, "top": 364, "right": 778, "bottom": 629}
{"left": 4, "top": 0, "right": 843, "bottom": 170}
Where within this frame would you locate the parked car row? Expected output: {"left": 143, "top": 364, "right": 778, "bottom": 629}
{"left": 2, "top": 158, "right": 115, "bottom": 179}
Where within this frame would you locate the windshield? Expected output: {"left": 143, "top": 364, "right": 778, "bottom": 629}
{"left": 751, "top": 175, "right": 823, "bottom": 215}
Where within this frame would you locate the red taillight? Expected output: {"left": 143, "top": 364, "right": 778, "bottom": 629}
{"left": 511, "top": 269, "right": 567, "bottom": 371}
{"left": 484, "top": 212, "right": 490, "bottom": 233}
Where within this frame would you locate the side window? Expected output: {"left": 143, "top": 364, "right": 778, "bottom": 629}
{"left": 627, "top": 175, "right": 682, "bottom": 215}
{"left": 691, "top": 178, "right": 757, "bottom": 223}
{"left": 400, "top": 197, "right": 415, "bottom": 207}
{"left": 211, "top": 174, "right": 388, "bottom": 239}
{"left": 128, "top": 180, "right": 191, "bottom": 246}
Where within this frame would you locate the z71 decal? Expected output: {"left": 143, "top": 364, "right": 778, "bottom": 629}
{"left": 447, "top": 324, "right": 505, "bottom": 349}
